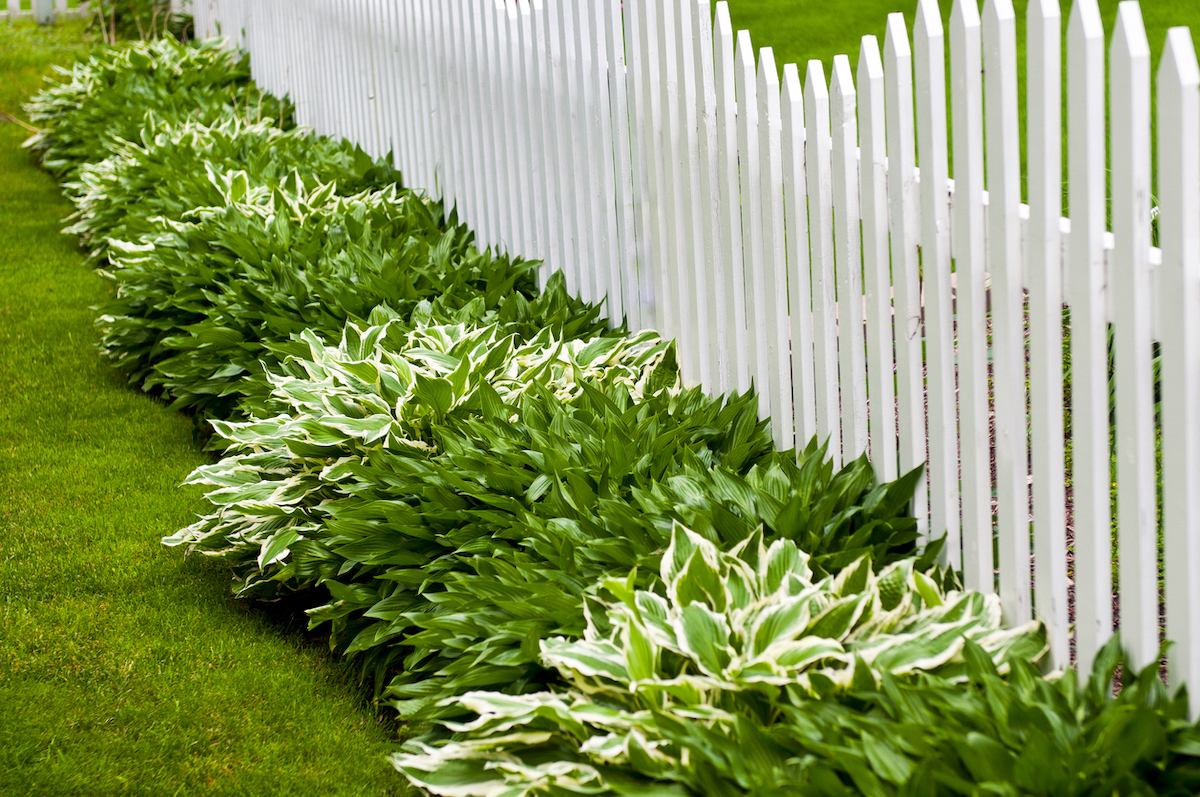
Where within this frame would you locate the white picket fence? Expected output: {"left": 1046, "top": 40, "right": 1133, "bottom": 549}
{"left": 4, "top": 0, "right": 89, "bottom": 22}
{"left": 192, "top": 0, "right": 1200, "bottom": 705}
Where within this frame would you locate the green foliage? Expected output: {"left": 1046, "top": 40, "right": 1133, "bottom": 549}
{"left": 94, "top": 171, "right": 606, "bottom": 418}
{"left": 23, "top": 38, "right": 288, "bottom": 180}
{"left": 89, "top": 0, "right": 183, "bottom": 43}
{"left": 164, "top": 316, "right": 927, "bottom": 723}
{"left": 395, "top": 608, "right": 1200, "bottom": 797}
{"left": 64, "top": 116, "right": 403, "bottom": 267}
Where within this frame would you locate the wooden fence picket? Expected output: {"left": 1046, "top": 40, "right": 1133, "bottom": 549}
{"left": 713, "top": 3, "right": 751, "bottom": 396}
{"left": 736, "top": 31, "right": 768, "bottom": 422}
{"left": 983, "top": 0, "right": 1031, "bottom": 624}
{"left": 804, "top": 59, "right": 839, "bottom": 466}
{"left": 690, "top": 0, "right": 721, "bottom": 378}
{"left": 1067, "top": 0, "right": 1114, "bottom": 674}
{"left": 857, "top": 35, "right": 897, "bottom": 483}
{"left": 1110, "top": 1, "right": 1157, "bottom": 671}
{"left": 757, "top": 49, "right": 793, "bottom": 450}
{"left": 913, "top": 0, "right": 959, "bottom": 568}
{"left": 829, "top": 55, "right": 867, "bottom": 465}
{"left": 1027, "top": 0, "right": 1069, "bottom": 669}
{"left": 949, "top": 0, "right": 992, "bottom": 595}
{"left": 1158, "top": 26, "right": 1200, "bottom": 717}
{"left": 782, "top": 63, "right": 817, "bottom": 448}
{"left": 883, "top": 14, "right": 927, "bottom": 536}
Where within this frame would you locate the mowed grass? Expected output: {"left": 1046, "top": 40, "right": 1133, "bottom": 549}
{"left": 726, "top": 0, "right": 1200, "bottom": 78}
{"left": 0, "top": 19, "right": 411, "bottom": 797}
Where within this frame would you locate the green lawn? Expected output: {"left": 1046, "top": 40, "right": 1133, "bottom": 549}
{"left": 727, "top": 0, "right": 1200, "bottom": 78}
{"left": 0, "top": 19, "right": 411, "bottom": 797}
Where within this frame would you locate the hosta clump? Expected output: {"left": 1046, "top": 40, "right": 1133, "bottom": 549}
{"left": 65, "top": 117, "right": 401, "bottom": 267}
{"left": 398, "top": 638, "right": 1200, "bottom": 796}
{"left": 168, "top": 319, "right": 685, "bottom": 703}
{"left": 392, "top": 526, "right": 1046, "bottom": 796}
{"left": 24, "top": 38, "right": 287, "bottom": 179}
{"left": 168, "top": 317, "right": 924, "bottom": 722}
{"left": 97, "top": 173, "right": 606, "bottom": 418}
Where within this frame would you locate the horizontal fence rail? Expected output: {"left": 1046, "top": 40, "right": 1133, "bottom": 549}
{"left": 193, "top": 0, "right": 1200, "bottom": 713}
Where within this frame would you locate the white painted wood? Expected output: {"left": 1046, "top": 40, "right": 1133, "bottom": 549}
{"left": 914, "top": 0, "right": 959, "bottom": 568}
{"left": 509, "top": 1, "right": 535, "bottom": 259}
{"left": 659, "top": 1, "right": 697, "bottom": 382}
{"left": 677, "top": 0, "right": 711, "bottom": 386}
{"left": 590, "top": 0, "right": 624, "bottom": 325}
{"left": 884, "top": 14, "right": 928, "bottom": 533}
{"left": 623, "top": 0, "right": 654, "bottom": 329}
{"left": 434, "top": 0, "right": 460, "bottom": 211}
{"left": 564, "top": 0, "right": 597, "bottom": 302}
{"left": 618, "top": 0, "right": 650, "bottom": 329}
{"left": 447, "top": 0, "right": 476, "bottom": 228}
{"left": 1067, "top": 0, "right": 1114, "bottom": 673}
{"left": 691, "top": 0, "right": 721, "bottom": 380}
{"left": 1111, "top": 1, "right": 1157, "bottom": 671}
{"left": 805, "top": 60, "right": 840, "bottom": 465}
{"left": 983, "top": 0, "right": 1031, "bottom": 625}
{"left": 1158, "top": 26, "right": 1200, "bottom": 712}
{"left": 857, "top": 35, "right": 898, "bottom": 483}
{"left": 736, "top": 31, "right": 767, "bottom": 418}
{"left": 538, "top": 0, "right": 574, "bottom": 287}
{"left": 633, "top": 0, "right": 671, "bottom": 334}
{"left": 782, "top": 62, "right": 817, "bottom": 447}
{"left": 491, "top": 1, "right": 516, "bottom": 250}
{"left": 830, "top": 54, "right": 867, "bottom": 463}
{"left": 519, "top": 1, "right": 547, "bottom": 275}
{"left": 1026, "top": 0, "right": 1069, "bottom": 669}
{"left": 570, "top": 0, "right": 607, "bottom": 304}
{"left": 758, "top": 49, "right": 793, "bottom": 449}
{"left": 949, "top": 0, "right": 993, "bottom": 593}
{"left": 603, "top": 0, "right": 639, "bottom": 325}
{"left": 714, "top": 3, "right": 750, "bottom": 395}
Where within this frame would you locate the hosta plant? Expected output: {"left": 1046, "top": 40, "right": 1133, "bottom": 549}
{"left": 96, "top": 172, "right": 607, "bottom": 418}
{"left": 166, "top": 315, "right": 924, "bottom": 722}
{"left": 64, "top": 116, "right": 401, "bottom": 267}
{"left": 24, "top": 38, "right": 287, "bottom": 179}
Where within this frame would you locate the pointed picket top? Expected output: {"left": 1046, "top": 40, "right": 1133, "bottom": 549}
{"left": 804, "top": 57, "right": 829, "bottom": 104}
{"left": 758, "top": 46, "right": 780, "bottom": 95}
{"left": 915, "top": 0, "right": 944, "bottom": 42}
{"left": 715, "top": 0, "right": 732, "bottom": 42}
{"left": 1161, "top": 24, "right": 1200, "bottom": 93}
{"left": 950, "top": 0, "right": 981, "bottom": 36}
{"left": 830, "top": 49, "right": 855, "bottom": 108}
{"left": 1028, "top": 0, "right": 1061, "bottom": 30}
{"left": 858, "top": 32, "right": 884, "bottom": 85}
{"left": 736, "top": 29, "right": 757, "bottom": 100}
{"left": 782, "top": 60, "right": 804, "bottom": 113}
{"left": 1068, "top": 0, "right": 1103, "bottom": 46}
{"left": 1113, "top": 0, "right": 1151, "bottom": 62}
{"left": 884, "top": 10, "right": 912, "bottom": 63}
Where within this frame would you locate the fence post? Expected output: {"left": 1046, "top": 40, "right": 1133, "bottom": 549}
{"left": 33, "top": 0, "right": 52, "bottom": 25}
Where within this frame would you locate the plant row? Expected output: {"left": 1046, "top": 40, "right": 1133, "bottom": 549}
{"left": 24, "top": 37, "right": 1200, "bottom": 796}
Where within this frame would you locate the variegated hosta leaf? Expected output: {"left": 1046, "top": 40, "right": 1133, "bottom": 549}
{"left": 540, "top": 525, "right": 1046, "bottom": 700}
{"left": 165, "top": 320, "right": 674, "bottom": 590}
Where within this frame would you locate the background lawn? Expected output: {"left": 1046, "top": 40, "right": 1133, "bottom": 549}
{"left": 0, "top": 18, "right": 412, "bottom": 797}
{"left": 726, "top": 0, "right": 1200, "bottom": 79}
